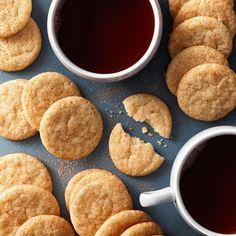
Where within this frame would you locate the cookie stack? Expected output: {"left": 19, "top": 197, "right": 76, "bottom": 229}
{"left": 0, "top": 0, "right": 42, "bottom": 71}
{"left": 167, "top": 0, "right": 236, "bottom": 121}
{"left": 65, "top": 169, "right": 163, "bottom": 236}
{"left": 0, "top": 72, "right": 103, "bottom": 160}
{"left": 0, "top": 153, "right": 75, "bottom": 236}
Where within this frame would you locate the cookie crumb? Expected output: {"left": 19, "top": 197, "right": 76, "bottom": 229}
{"left": 164, "top": 144, "right": 168, "bottom": 148}
{"left": 147, "top": 133, "right": 153, "bottom": 137}
{"left": 118, "top": 111, "right": 123, "bottom": 114}
{"left": 157, "top": 140, "right": 162, "bottom": 146}
{"left": 142, "top": 127, "right": 148, "bottom": 134}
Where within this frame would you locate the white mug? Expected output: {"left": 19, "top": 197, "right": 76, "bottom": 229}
{"left": 47, "top": 0, "right": 163, "bottom": 82}
{"left": 140, "top": 126, "right": 236, "bottom": 236}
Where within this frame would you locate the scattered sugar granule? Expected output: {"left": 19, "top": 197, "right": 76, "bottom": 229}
{"left": 147, "top": 133, "right": 153, "bottom": 137}
{"left": 142, "top": 127, "right": 148, "bottom": 134}
{"left": 157, "top": 140, "right": 162, "bottom": 146}
{"left": 164, "top": 144, "right": 168, "bottom": 148}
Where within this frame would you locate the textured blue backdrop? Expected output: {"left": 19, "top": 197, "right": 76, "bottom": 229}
{"left": 0, "top": 1, "right": 236, "bottom": 235}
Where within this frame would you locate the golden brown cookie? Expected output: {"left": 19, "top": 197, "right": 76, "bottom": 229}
{"left": 121, "top": 222, "right": 163, "bottom": 236}
{"left": 15, "top": 215, "right": 75, "bottom": 236}
{"left": 109, "top": 123, "right": 164, "bottom": 177}
{"left": 0, "top": 153, "right": 52, "bottom": 193}
{"left": 169, "top": 16, "right": 233, "bottom": 58}
{"left": 123, "top": 94, "right": 172, "bottom": 138}
{"left": 70, "top": 180, "right": 133, "bottom": 236}
{"left": 0, "top": 18, "right": 42, "bottom": 71}
{"left": 22, "top": 72, "right": 80, "bottom": 130}
{"left": 166, "top": 46, "right": 228, "bottom": 95}
{"left": 0, "top": 185, "right": 60, "bottom": 236}
{"left": 40, "top": 96, "right": 103, "bottom": 160}
{"left": 0, "top": 79, "right": 37, "bottom": 140}
{"left": 177, "top": 63, "right": 236, "bottom": 121}
{"left": 173, "top": 0, "right": 236, "bottom": 35}
{"left": 0, "top": 0, "right": 32, "bottom": 38}
{"left": 95, "top": 210, "right": 152, "bottom": 236}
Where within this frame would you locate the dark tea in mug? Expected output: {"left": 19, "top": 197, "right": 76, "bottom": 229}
{"left": 180, "top": 135, "right": 236, "bottom": 234}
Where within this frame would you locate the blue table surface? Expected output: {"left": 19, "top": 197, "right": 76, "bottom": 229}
{"left": 0, "top": 1, "right": 236, "bottom": 235}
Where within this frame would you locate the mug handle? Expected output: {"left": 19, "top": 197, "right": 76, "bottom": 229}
{"left": 140, "top": 187, "right": 175, "bottom": 207}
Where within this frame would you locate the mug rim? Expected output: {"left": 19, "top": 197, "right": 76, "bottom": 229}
{"left": 171, "top": 126, "right": 236, "bottom": 236}
{"left": 47, "top": 0, "right": 163, "bottom": 82}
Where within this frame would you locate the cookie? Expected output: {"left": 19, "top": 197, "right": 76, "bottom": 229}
{"left": 15, "top": 215, "right": 75, "bottom": 236}
{"left": 0, "top": 18, "right": 42, "bottom": 71}
{"left": 121, "top": 222, "right": 163, "bottom": 236}
{"left": 166, "top": 46, "right": 228, "bottom": 96}
{"left": 169, "top": 16, "right": 233, "bottom": 58}
{"left": 95, "top": 210, "right": 152, "bottom": 236}
{"left": 173, "top": 0, "right": 236, "bottom": 35}
{"left": 109, "top": 123, "right": 164, "bottom": 177}
{"left": 123, "top": 94, "right": 172, "bottom": 138}
{"left": 70, "top": 180, "right": 133, "bottom": 236}
{"left": 177, "top": 63, "right": 236, "bottom": 121}
{"left": 0, "top": 185, "right": 60, "bottom": 236}
{"left": 22, "top": 72, "right": 80, "bottom": 130}
{"left": 40, "top": 96, "right": 103, "bottom": 160}
{"left": 0, "top": 79, "right": 37, "bottom": 140}
{"left": 0, "top": 0, "right": 32, "bottom": 38}
{"left": 0, "top": 153, "right": 52, "bottom": 193}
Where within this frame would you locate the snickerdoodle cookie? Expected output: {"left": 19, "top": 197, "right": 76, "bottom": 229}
{"left": 40, "top": 96, "right": 103, "bottom": 160}
{"left": 109, "top": 123, "right": 164, "bottom": 177}
{"left": 177, "top": 63, "right": 236, "bottom": 121}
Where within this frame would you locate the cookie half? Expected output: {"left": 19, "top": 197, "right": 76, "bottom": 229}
{"left": 123, "top": 94, "right": 172, "bottom": 138}
{"left": 0, "top": 153, "right": 52, "bottom": 193}
{"left": 70, "top": 180, "right": 133, "bottom": 236}
{"left": 15, "top": 215, "right": 75, "bottom": 236}
{"left": 169, "top": 16, "right": 232, "bottom": 58}
{"left": 0, "top": 79, "right": 37, "bottom": 140}
{"left": 0, "top": 18, "right": 42, "bottom": 71}
{"left": 22, "top": 72, "right": 80, "bottom": 130}
{"left": 0, "top": 0, "right": 32, "bottom": 38}
{"left": 95, "top": 210, "right": 152, "bottom": 236}
{"left": 177, "top": 63, "right": 236, "bottom": 121}
{"left": 109, "top": 123, "right": 164, "bottom": 177}
{"left": 166, "top": 46, "right": 228, "bottom": 96}
{"left": 0, "top": 185, "right": 60, "bottom": 236}
{"left": 173, "top": 0, "right": 236, "bottom": 35}
{"left": 40, "top": 96, "right": 103, "bottom": 160}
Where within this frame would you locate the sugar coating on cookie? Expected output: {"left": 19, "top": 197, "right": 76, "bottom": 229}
{"left": 70, "top": 180, "right": 133, "bottom": 236}
{"left": 0, "top": 18, "right": 42, "bottom": 71}
{"left": 0, "top": 79, "right": 37, "bottom": 140}
{"left": 22, "top": 72, "right": 80, "bottom": 130}
{"left": 173, "top": 0, "right": 236, "bottom": 35}
{"left": 40, "top": 96, "right": 103, "bottom": 160}
{"left": 0, "top": 153, "right": 52, "bottom": 193}
{"left": 15, "top": 215, "right": 75, "bottom": 236}
{"left": 121, "top": 222, "right": 163, "bottom": 236}
{"left": 109, "top": 123, "right": 164, "bottom": 177}
{"left": 169, "top": 16, "right": 232, "bottom": 58}
{"left": 166, "top": 46, "right": 228, "bottom": 96}
{"left": 0, "top": 185, "right": 60, "bottom": 236}
{"left": 95, "top": 210, "right": 152, "bottom": 236}
{"left": 177, "top": 63, "right": 236, "bottom": 121}
{"left": 123, "top": 93, "right": 172, "bottom": 138}
{"left": 0, "top": 0, "right": 32, "bottom": 38}
{"left": 169, "top": 0, "right": 190, "bottom": 18}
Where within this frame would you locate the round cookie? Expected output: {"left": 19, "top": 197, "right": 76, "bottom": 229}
{"left": 0, "top": 79, "right": 37, "bottom": 140}
{"left": 0, "top": 153, "right": 52, "bottom": 193}
{"left": 123, "top": 94, "right": 172, "bottom": 138}
{"left": 169, "top": 16, "right": 233, "bottom": 58}
{"left": 22, "top": 72, "right": 80, "bottom": 130}
{"left": 15, "top": 215, "right": 75, "bottom": 236}
{"left": 0, "top": 185, "right": 60, "bottom": 236}
{"left": 109, "top": 123, "right": 164, "bottom": 177}
{"left": 166, "top": 46, "right": 228, "bottom": 96}
{"left": 95, "top": 210, "right": 152, "bottom": 236}
{"left": 70, "top": 180, "right": 133, "bottom": 236}
{"left": 0, "top": 0, "right": 32, "bottom": 38}
{"left": 121, "top": 222, "right": 163, "bottom": 236}
{"left": 40, "top": 96, "right": 103, "bottom": 160}
{"left": 0, "top": 18, "right": 42, "bottom": 71}
{"left": 177, "top": 63, "right": 236, "bottom": 121}
{"left": 173, "top": 0, "right": 236, "bottom": 35}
